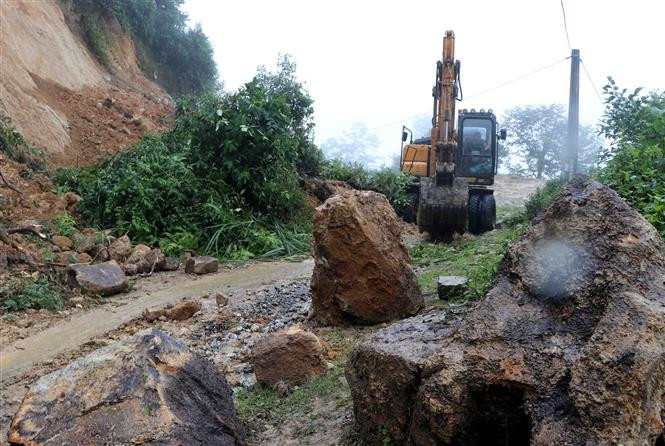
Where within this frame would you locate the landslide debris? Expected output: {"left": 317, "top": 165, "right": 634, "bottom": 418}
{"left": 346, "top": 176, "right": 665, "bottom": 445}
{"left": 8, "top": 328, "right": 243, "bottom": 446}
{"left": 310, "top": 190, "right": 423, "bottom": 324}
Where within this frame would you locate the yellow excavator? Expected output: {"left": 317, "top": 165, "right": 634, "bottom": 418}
{"left": 400, "top": 30, "right": 506, "bottom": 238}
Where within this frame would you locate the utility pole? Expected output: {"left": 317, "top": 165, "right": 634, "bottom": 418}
{"left": 567, "top": 49, "right": 580, "bottom": 177}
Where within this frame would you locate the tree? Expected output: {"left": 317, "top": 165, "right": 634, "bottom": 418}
{"left": 595, "top": 78, "right": 665, "bottom": 236}
{"left": 501, "top": 104, "right": 600, "bottom": 179}
{"left": 321, "top": 123, "right": 380, "bottom": 167}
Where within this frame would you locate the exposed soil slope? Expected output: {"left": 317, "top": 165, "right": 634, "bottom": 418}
{"left": 0, "top": 0, "right": 173, "bottom": 166}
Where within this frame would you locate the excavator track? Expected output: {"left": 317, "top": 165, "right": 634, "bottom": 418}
{"left": 417, "top": 177, "right": 468, "bottom": 239}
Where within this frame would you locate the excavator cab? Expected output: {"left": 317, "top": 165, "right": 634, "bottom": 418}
{"left": 456, "top": 110, "right": 503, "bottom": 185}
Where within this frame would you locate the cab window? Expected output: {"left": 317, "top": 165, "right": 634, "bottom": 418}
{"left": 461, "top": 118, "right": 493, "bottom": 175}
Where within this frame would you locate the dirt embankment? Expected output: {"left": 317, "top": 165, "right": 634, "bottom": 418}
{"left": 0, "top": 0, "right": 174, "bottom": 167}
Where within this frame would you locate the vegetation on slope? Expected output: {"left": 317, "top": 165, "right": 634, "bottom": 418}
{"left": 73, "top": 0, "right": 217, "bottom": 96}
{"left": 53, "top": 58, "right": 320, "bottom": 260}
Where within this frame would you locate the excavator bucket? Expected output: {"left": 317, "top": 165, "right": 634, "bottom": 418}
{"left": 417, "top": 178, "right": 468, "bottom": 239}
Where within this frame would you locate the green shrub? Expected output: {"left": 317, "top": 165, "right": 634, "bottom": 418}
{"left": 523, "top": 177, "right": 566, "bottom": 221}
{"left": 51, "top": 211, "right": 78, "bottom": 238}
{"left": 1, "top": 276, "right": 69, "bottom": 312}
{"left": 74, "top": 0, "right": 217, "bottom": 96}
{"left": 79, "top": 13, "right": 113, "bottom": 71}
{"left": 0, "top": 115, "right": 45, "bottom": 171}
{"left": 320, "top": 159, "right": 412, "bottom": 217}
{"left": 55, "top": 59, "right": 317, "bottom": 260}
{"left": 320, "top": 159, "right": 371, "bottom": 189}
{"left": 595, "top": 78, "right": 665, "bottom": 237}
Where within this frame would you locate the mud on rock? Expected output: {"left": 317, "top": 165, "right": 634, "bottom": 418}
{"left": 346, "top": 176, "right": 665, "bottom": 445}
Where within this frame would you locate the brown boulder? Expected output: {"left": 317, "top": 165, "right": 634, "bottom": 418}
{"left": 67, "top": 260, "right": 128, "bottom": 296}
{"left": 127, "top": 243, "right": 151, "bottom": 264}
{"left": 137, "top": 248, "right": 166, "bottom": 273}
{"left": 51, "top": 235, "right": 73, "bottom": 250}
{"left": 306, "top": 178, "right": 353, "bottom": 202}
{"left": 73, "top": 233, "right": 95, "bottom": 253}
{"left": 8, "top": 328, "right": 242, "bottom": 445}
{"left": 123, "top": 263, "right": 139, "bottom": 276}
{"left": 167, "top": 300, "right": 201, "bottom": 321}
{"left": 346, "top": 177, "right": 665, "bottom": 445}
{"left": 109, "top": 234, "right": 132, "bottom": 262}
{"left": 346, "top": 309, "right": 454, "bottom": 445}
{"left": 251, "top": 327, "right": 328, "bottom": 387}
{"left": 185, "top": 256, "right": 219, "bottom": 275}
{"left": 89, "top": 244, "right": 110, "bottom": 262}
{"left": 310, "top": 190, "right": 423, "bottom": 324}
{"left": 161, "top": 256, "right": 180, "bottom": 271}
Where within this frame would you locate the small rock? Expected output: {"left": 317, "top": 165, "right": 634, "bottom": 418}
{"left": 160, "top": 256, "right": 179, "bottom": 271}
{"left": 142, "top": 308, "right": 166, "bottom": 322}
{"left": 73, "top": 234, "right": 95, "bottom": 254}
{"left": 51, "top": 235, "right": 73, "bottom": 250}
{"left": 167, "top": 300, "right": 202, "bottom": 321}
{"left": 89, "top": 244, "right": 110, "bottom": 262}
{"left": 108, "top": 235, "right": 132, "bottom": 262}
{"left": 185, "top": 256, "right": 219, "bottom": 275}
{"left": 215, "top": 292, "right": 229, "bottom": 307}
{"left": 68, "top": 295, "right": 85, "bottom": 307}
{"left": 137, "top": 248, "right": 165, "bottom": 273}
{"left": 436, "top": 276, "right": 468, "bottom": 300}
{"left": 75, "top": 252, "right": 93, "bottom": 264}
{"left": 123, "top": 263, "right": 138, "bottom": 276}
{"left": 16, "top": 319, "right": 33, "bottom": 329}
{"left": 127, "top": 244, "right": 151, "bottom": 265}
{"left": 273, "top": 380, "right": 290, "bottom": 396}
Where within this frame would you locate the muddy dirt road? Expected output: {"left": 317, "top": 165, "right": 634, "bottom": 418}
{"left": 1, "top": 259, "right": 313, "bottom": 381}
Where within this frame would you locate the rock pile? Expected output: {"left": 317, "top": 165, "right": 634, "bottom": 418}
{"left": 346, "top": 177, "right": 665, "bottom": 445}
{"left": 8, "top": 328, "right": 243, "bottom": 445}
{"left": 310, "top": 190, "right": 423, "bottom": 324}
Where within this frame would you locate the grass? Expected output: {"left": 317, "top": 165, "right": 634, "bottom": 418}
{"left": 1, "top": 276, "right": 70, "bottom": 312}
{"left": 410, "top": 225, "right": 522, "bottom": 300}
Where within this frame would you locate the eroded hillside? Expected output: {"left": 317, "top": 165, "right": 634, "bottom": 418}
{"left": 0, "top": 0, "right": 173, "bottom": 166}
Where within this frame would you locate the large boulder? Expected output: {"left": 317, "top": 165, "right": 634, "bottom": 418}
{"left": 8, "top": 328, "right": 242, "bottom": 445}
{"left": 251, "top": 327, "right": 328, "bottom": 387}
{"left": 310, "top": 190, "right": 423, "bottom": 324}
{"left": 346, "top": 177, "right": 665, "bottom": 445}
{"left": 346, "top": 309, "right": 454, "bottom": 445}
{"left": 67, "top": 260, "right": 128, "bottom": 296}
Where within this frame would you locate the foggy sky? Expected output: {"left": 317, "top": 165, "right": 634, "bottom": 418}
{"left": 182, "top": 0, "right": 664, "bottom": 165}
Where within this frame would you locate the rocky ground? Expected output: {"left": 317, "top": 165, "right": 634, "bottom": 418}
{"left": 0, "top": 175, "right": 546, "bottom": 445}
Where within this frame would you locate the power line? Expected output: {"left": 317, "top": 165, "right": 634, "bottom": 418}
{"left": 580, "top": 59, "right": 604, "bottom": 105}
{"left": 366, "top": 56, "right": 569, "bottom": 133}
{"left": 463, "top": 57, "right": 569, "bottom": 101}
{"left": 560, "top": 0, "right": 572, "bottom": 50}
